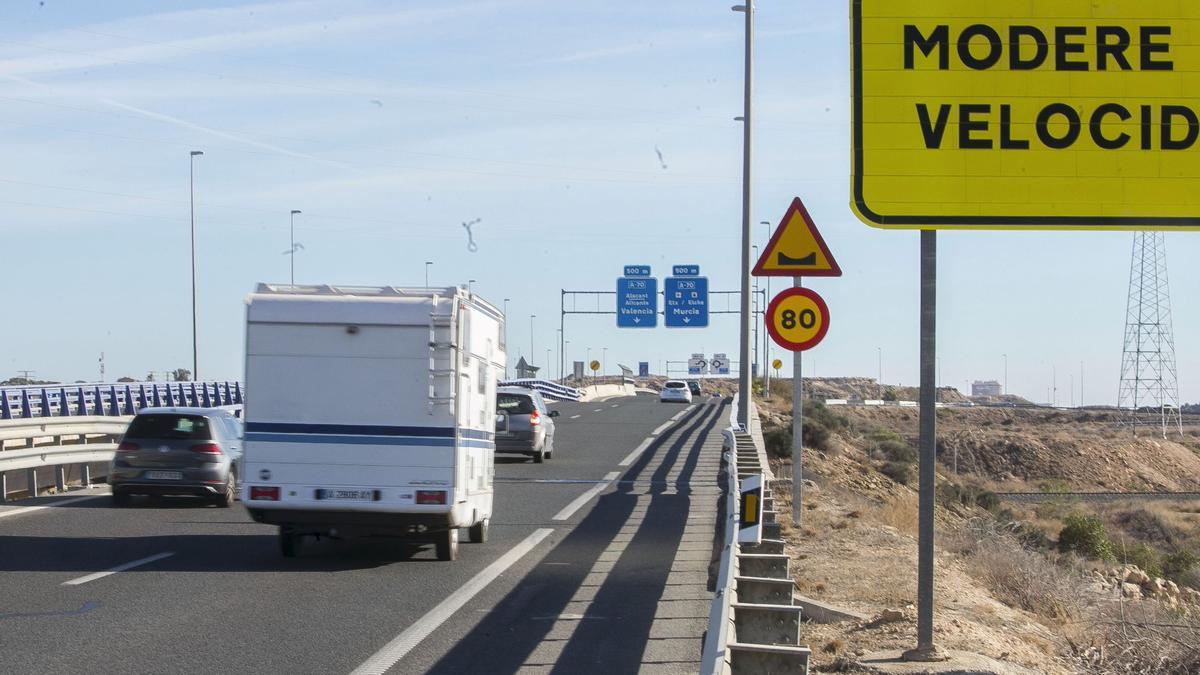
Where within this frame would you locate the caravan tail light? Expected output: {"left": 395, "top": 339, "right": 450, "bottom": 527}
{"left": 117, "top": 442, "right": 139, "bottom": 453}
{"left": 415, "top": 490, "right": 447, "bottom": 505}
{"left": 250, "top": 486, "right": 280, "bottom": 501}
{"left": 529, "top": 409, "right": 541, "bottom": 427}
{"left": 191, "top": 443, "right": 221, "bottom": 455}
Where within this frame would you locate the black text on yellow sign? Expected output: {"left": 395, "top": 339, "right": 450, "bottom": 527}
{"left": 765, "top": 288, "right": 830, "bottom": 352}
{"left": 851, "top": 0, "right": 1200, "bottom": 229}
{"left": 753, "top": 197, "right": 842, "bottom": 277}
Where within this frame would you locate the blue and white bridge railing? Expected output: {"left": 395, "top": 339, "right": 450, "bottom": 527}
{"left": 499, "top": 379, "right": 582, "bottom": 402}
{"left": 0, "top": 381, "right": 244, "bottom": 420}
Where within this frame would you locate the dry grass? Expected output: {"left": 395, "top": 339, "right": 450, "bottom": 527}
{"left": 868, "top": 492, "right": 919, "bottom": 535}
{"left": 950, "top": 519, "right": 1079, "bottom": 623}
{"left": 821, "top": 638, "right": 845, "bottom": 654}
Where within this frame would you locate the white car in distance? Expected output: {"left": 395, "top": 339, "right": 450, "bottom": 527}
{"left": 659, "top": 380, "right": 693, "bottom": 403}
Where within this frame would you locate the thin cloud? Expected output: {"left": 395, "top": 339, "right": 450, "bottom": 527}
{"left": 0, "top": 0, "right": 521, "bottom": 80}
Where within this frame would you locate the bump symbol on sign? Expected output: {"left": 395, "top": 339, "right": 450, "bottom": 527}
{"left": 753, "top": 197, "right": 842, "bottom": 277}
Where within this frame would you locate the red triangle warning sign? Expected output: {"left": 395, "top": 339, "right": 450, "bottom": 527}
{"left": 752, "top": 197, "right": 841, "bottom": 277}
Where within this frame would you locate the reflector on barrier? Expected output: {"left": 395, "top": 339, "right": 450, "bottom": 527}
{"left": 738, "top": 473, "right": 763, "bottom": 545}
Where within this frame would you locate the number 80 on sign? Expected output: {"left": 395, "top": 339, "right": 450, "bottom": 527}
{"left": 765, "top": 287, "right": 830, "bottom": 352}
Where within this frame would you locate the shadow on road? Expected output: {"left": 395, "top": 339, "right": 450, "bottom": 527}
{"left": 425, "top": 399, "right": 726, "bottom": 674}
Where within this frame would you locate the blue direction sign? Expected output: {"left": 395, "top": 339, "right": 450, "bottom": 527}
{"left": 638, "top": 362, "right": 649, "bottom": 377}
{"left": 672, "top": 265, "right": 700, "bottom": 277}
{"left": 624, "top": 265, "right": 652, "bottom": 277}
{"left": 665, "top": 275, "right": 708, "bottom": 328}
{"left": 617, "top": 275, "right": 657, "bottom": 328}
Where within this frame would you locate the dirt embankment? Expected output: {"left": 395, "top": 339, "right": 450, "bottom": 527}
{"left": 758, "top": 398, "right": 1200, "bottom": 673}
{"left": 836, "top": 405, "right": 1200, "bottom": 492}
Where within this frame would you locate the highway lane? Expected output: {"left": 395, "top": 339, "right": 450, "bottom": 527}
{"left": 0, "top": 393, "right": 725, "bottom": 674}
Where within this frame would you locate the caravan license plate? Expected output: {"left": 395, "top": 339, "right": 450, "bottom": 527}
{"left": 144, "top": 471, "right": 182, "bottom": 480}
{"left": 315, "top": 488, "right": 378, "bottom": 501}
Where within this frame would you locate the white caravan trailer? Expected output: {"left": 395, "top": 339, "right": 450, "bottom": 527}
{"left": 241, "top": 284, "right": 503, "bottom": 561}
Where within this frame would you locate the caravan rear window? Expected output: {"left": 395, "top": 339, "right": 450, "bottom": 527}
{"left": 497, "top": 393, "right": 535, "bottom": 414}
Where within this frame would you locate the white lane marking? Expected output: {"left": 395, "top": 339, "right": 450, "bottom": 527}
{"left": 0, "top": 494, "right": 105, "bottom": 520}
{"left": 62, "top": 551, "right": 175, "bottom": 586}
{"left": 610, "top": 404, "right": 619, "bottom": 408}
{"left": 351, "top": 528, "right": 554, "bottom": 675}
{"left": 618, "top": 437, "right": 655, "bottom": 467}
{"left": 593, "top": 408, "right": 604, "bottom": 413}
{"left": 651, "top": 420, "right": 674, "bottom": 436}
{"left": 552, "top": 471, "right": 619, "bottom": 521}
{"left": 669, "top": 406, "right": 694, "bottom": 422}
{"left": 570, "top": 414, "right": 582, "bottom": 419}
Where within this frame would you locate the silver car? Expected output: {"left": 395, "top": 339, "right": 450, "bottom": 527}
{"left": 108, "top": 407, "right": 243, "bottom": 507}
{"left": 495, "top": 386, "right": 559, "bottom": 463}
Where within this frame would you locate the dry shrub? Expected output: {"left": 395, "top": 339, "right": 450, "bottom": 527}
{"left": 821, "top": 638, "right": 845, "bottom": 654}
{"left": 870, "top": 492, "right": 919, "bottom": 535}
{"left": 1071, "top": 601, "right": 1200, "bottom": 674}
{"left": 952, "top": 519, "right": 1078, "bottom": 622}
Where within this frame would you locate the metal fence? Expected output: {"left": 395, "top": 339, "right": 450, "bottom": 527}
{"left": 498, "top": 379, "right": 582, "bottom": 402}
{"left": 0, "top": 381, "right": 243, "bottom": 420}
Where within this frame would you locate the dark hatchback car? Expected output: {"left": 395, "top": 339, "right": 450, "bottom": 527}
{"left": 687, "top": 380, "right": 703, "bottom": 397}
{"left": 108, "top": 407, "right": 243, "bottom": 507}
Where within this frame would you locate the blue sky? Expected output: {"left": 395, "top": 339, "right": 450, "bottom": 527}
{"left": 1, "top": 0, "right": 1196, "bottom": 406}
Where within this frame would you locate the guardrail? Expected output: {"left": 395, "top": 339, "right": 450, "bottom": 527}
{"left": 498, "top": 379, "right": 582, "bottom": 402}
{"left": 701, "top": 397, "right": 811, "bottom": 674}
{"left": 1, "top": 381, "right": 243, "bottom": 420}
{"left": 0, "top": 416, "right": 133, "bottom": 501}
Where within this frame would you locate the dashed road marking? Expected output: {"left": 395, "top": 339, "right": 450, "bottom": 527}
{"left": 0, "top": 494, "right": 106, "bottom": 521}
{"left": 618, "top": 437, "right": 655, "bottom": 467}
{"left": 62, "top": 551, "right": 175, "bottom": 586}
{"left": 570, "top": 414, "right": 582, "bottom": 419}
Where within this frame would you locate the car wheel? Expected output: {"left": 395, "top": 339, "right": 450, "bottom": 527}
{"left": 533, "top": 444, "right": 545, "bottom": 464}
{"left": 214, "top": 472, "right": 235, "bottom": 508}
{"left": 545, "top": 436, "right": 554, "bottom": 460}
{"left": 111, "top": 488, "right": 129, "bottom": 507}
{"left": 468, "top": 518, "right": 489, "bottom": 544}
{"left": 436, "top": 528, "right": 459, "bottom": 561}
{"left": 280, "top": 527, "right": 299, "bottom": 558}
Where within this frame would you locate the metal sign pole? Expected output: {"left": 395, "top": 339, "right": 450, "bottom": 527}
{"left": 792, "top": 277, "right": 803, "bottom": 527}
{"left": 905, "top": 229, "right": 944, "bottom": 661}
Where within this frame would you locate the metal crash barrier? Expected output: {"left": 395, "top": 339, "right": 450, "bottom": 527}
{"left": 701, "top": 398, "right": 811, "bottom": 675}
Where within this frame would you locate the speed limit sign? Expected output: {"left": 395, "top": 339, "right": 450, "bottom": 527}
{"left": 765, "top": 287, "right": 829, "bottom": 352}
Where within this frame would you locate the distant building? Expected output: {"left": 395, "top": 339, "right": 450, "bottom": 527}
{"left": 515, "top": 357, "right": 539, "bottom": 380}
{"left": 972, "top": 380, "right": 1002, "bottom": 397}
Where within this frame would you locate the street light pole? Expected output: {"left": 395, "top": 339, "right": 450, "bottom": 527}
{"left": 1003, "top": 353, "right": 1008, "bottom": 396}
{"left": 555, "top": 328, "right": 562, "bottom": 380}
{"left": 877, "top": 346, "right": 883, "bottom": 398}
{"left": 503, "top": 298, "right": 511, "bottom": 378}
{"left": 752, "top": 244, "right": 760, "bottom": 383}
{"left": 289, "top": 209, "right": 301, "bottom": 286}
{"left": 468, "top": 279, "right": 476, "bottom": 294}
{"left": 530, "top": 314, "right": 536, "bottom": 374}
{"left": 189, "top": 150, "right": 203, "bottom": 381}
{"left": 602, "top": 347, "right": 608, "bottom": 378}
{"left": 425, "top": 261, "right": 433, "bottom": 289}
{"left": 760, "top": 219, "right": 771, "bottom": 399}
{"left": 733, "top": 0, "right": 754, "bottom": 430}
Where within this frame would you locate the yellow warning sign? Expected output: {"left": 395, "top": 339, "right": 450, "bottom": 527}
{"left": 852, "top": 0, "right": 1200, "bottom": 229}
{"left": 753, "top": 198, "right": 841, "bottom": 277}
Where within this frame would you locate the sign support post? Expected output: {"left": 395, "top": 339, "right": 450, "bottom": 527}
{"left": 904, "top": 230, "right": 944, "bottom": 661}
{"left": 791, "top": 277, "right": 803, "bottom": 527}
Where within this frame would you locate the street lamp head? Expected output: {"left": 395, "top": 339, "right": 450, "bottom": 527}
{"left": 190, "top": 150, "right": 204, "bottom": 157}
{"left": 732, "top": 4, "right": 747, "bottom": 11}
{"left": 291, "top": 209, "right": 301, "bottom": 215}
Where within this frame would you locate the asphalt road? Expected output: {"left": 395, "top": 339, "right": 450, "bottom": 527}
{"left": 0, "top": 392, "right": 727, "bottom": 674}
